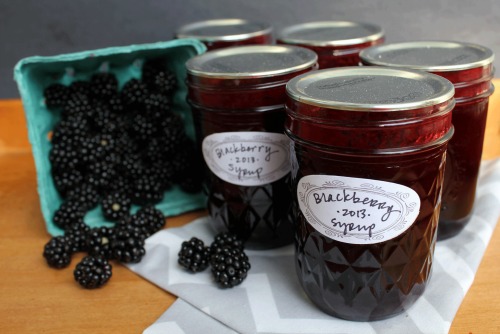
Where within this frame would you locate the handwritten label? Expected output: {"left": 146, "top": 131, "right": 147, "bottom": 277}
{"left": 202, "top": 132, "right": 290, "bottom": 186}
{"left": 297, "top": 175, "right": 421, "bottom": 244}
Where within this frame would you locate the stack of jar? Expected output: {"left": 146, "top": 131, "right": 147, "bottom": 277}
{"left": 177, "top": 18, "right": 495, "bottom": 321}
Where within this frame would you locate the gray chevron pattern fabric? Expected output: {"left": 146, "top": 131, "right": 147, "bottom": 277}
{"left": 128, "top": 159, "right": 500, "bottom": 334}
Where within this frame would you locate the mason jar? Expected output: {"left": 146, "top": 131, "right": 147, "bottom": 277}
{"left": 186, "top": 45, "right": 318, "bottom": 249}
{"left": 285, "top": 67, "right": 455, "bottom": 320}
{"left": 176, "top": 18, "right": 273, "bottom": 51}
{"left": 360, "top": 41, "right": 495, "bottom": 239}
{"left": 277, "top": 21, "right": 384, "bottom": 68}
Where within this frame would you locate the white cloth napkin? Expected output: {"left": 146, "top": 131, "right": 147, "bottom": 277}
{"left": 128, "top": 159, "right": 500, "bottom": 334}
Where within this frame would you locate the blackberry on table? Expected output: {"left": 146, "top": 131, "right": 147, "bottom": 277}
{"left": 211, "top": 247, "right": 251, "bottom": 289}
{"left": 86, "top": 227, "right": 115, "bottom": 259}
{"left": 210, "top": 232, "right": 244, "bottom": 253}
{"left": 90, "top": 72, "right": 118, "bottom": 99}
{"left": 101, "top": 192, "right": 131, "bottom": 222}
{"left": 43, "top": 236, "right": 74, "bottom": 269}
{"left": 178, "top": 237, "right": 211, "bottom": 273}
{"left": 111, "top": 226, "right": 146, "bottom": 263}
{"left": 125, "top": 205, "right": 165, "bottom": 237}
{"left": 44, "top": 83, "right": 69, "bottom": 109}
{"left": 74, "top": 255, "right": 112, "bottom": 289}
{"left": 65, "top": 221, "right": 90, "bottom": 253}
{"left": 52, "top": 200, "right": 85, "bottom": 229}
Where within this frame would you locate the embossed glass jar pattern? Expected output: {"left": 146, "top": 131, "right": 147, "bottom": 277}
{"left": 176, "top": 19, "right": 273, "bottom": 51}
{"left": 285, "top": 67, "right": 455, "bottom": 320}
{"left": 186, "top": 45, "right": 318, "bottom": 249}
{"left": 277, "top": 21, "right": 384, "bottom": 69}
{"left": 360, "top": 41, "right": 495, "bottom": 240}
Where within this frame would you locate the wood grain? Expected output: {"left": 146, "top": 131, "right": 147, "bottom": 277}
{"left": 0, "top": 83, "right": 499, "bottom": 333}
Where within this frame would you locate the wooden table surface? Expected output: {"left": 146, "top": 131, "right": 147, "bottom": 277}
{"left": 0, "top": 84, "right": 499, "bottom": 333}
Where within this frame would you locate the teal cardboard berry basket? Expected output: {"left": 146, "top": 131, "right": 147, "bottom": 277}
{"left": 14, "top": 39, "right": 207, "bottom": 236}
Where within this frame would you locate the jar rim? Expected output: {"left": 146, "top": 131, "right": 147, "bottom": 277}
{"left": 278, "top": 21, "right": 384, "bottom": 47}
{"left": 176, "top": 18, "right": 273, "bottom": 42}
{"left": 286, "top": 67, "right": 455, "bottom": 111}
{"left": 359, "top": 41, "right": 495, "bottom": 72}
{"left": 186, "top": 45, "right": 318, "bottom": 79}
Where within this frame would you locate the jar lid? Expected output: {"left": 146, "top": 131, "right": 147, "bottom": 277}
{"left": 278, "top": 21, "right": 384, "bottom": 47}
{"left": 286, "top": 66, "right": 455, "bottom": 111}
{"left": 186, "top": 45, "right": 318, "bottom": 79}
{"left": 359, "top": 41, "right": 494, "bottom": 72}
{"left": 176, "top": 19, "right": 272, "bottom": 42}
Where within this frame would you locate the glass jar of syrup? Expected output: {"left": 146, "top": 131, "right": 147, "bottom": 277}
{"left": 277, "top": 21, "right": 384, "bottom": 69}
{"left": 186, "top": 45, "right": 318, "bottom": 249}
{"left": 360, "top": 41, "right": 495, "bottom": 240}
{"left": 285, "top": 67, "right": 455, "bottom": 320}
{"left": 176, "top": 19, "right": 273, "bottom": 51}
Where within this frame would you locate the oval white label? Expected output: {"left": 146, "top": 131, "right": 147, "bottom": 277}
{"left": 297, "top": 175, "right": 421, "bottom": 245}
{"left": 202, "top": 132, "right": 291, "bottom": 186}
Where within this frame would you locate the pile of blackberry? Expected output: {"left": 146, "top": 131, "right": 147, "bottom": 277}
{"left": 42, "top": 58, "right": 203, "bottom": 289}
{"left": 178, "top": 232, "right": 251, "bottom": 289}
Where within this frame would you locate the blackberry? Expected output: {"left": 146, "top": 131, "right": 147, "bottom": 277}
{"left": 210, "top": 232, "right": 244, "bottom": 253}
{"left": 49, "top": 143, "right": 81, "bottom": 172}
{"left": 121, "top": 78, "right": 149, "bottom": 106}
{"left": 118, "top": 154, "right": 144, "bottom": 181}
{"left": 90, "top": 72, "right": 118, "bottom": 99}
{"left": 74, "top": 255, "right": 112, "bottom": 289}
{"left": 131, "top": 175, "right": 164, "bottom": 206}
{"left": 67, "top": 183, "right": 100, "bottom": 211}
{"left": 56, "top": 112, "right": 92, "bottom": 141}
{"left": 105, "top": 94, "right": 125, "bottom": 114}
{"left": 178, "top": 237, "right": 211, "bottom": 272}
{"left": 211, "top": 247, "right": 251, "bottom": 289}
{"left": 107, "top": 175, "right": 133, "bottom": 197}
{"left": 44, "top": 83, "right": 69, "bottom": 109}
{"left": 144, "top": 92, "right": 171, "bottom": 114}
{"left": 78, "top": 135, "right": 103, "bottom": 165}
{"left": 52, "top": 168, "right": 84, "bottom": 197}
{"left": 111, "top": 225, "right": 146, "bottom": 263}
{"left": 149, "top": 160, "right": 175, "bottom": 191}
{"left": 142, "top": 60, "right": 176, "bottom": 94}
{"left": 65, "top": 221, "right": 90, "bottom": 253}
{"left": 63, "top": 92, "right": 93, "bottom": 117}
{"left": 53, "top": 200, "right": 85, "bottom": 229}
{"left": 124, "top": 205, "right": 165, "bottom": 237}
{"left": 69, "top": 80, "right": 92, "bottom": 98}
{"left": 101, "top": 192, "right": 131, "bottom": 222}
{"left": 43, "top": 236, "right": 74, "bottom": 268}
{"left": 130, "top": 113, "right": 157, "bottom": 142}
{"left": 152, "top": 69, "right": 177, "bottom": 94}
{"left": 86, "top": 161, "right": 117, "bottom": 193}
{"left": 86, "top": 227, "right": 115, "bottom": 259}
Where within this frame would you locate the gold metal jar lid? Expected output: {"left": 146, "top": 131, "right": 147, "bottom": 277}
{"left": 186, "top": 45, "right": 318, "bottom": 79}
{"left": 176, "top": 19, "right": 273, "bottom": 42}
{"left": 286, "top": 66, "right": 455, "bottom": 111}
{"left": 360, "top": 41, "right": 494, "bottom": 72}
{"left": 278, "top": 21, "right": 384, "bottom": 47}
